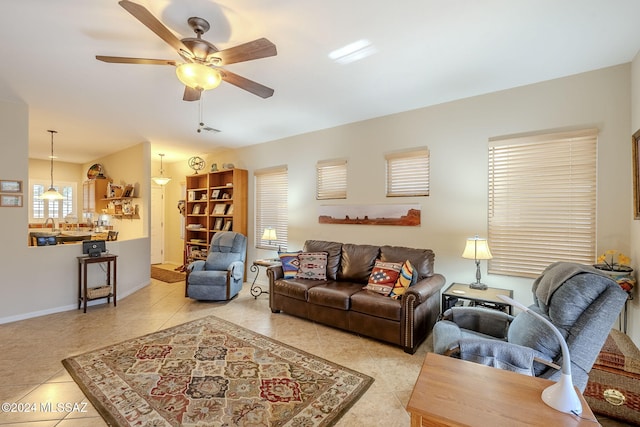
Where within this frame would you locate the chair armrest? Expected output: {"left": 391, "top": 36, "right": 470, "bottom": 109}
{"left": 442, "top": 306, "right": 514, "bottom": 339}
{"left": 228, "top": 261, "right": 244, "bottom": 280}
{"left": 404, "top": 273, "right": 446, "bottom": 305}
{"left": 188, "top": 260, "right": 206, "bottom": 272}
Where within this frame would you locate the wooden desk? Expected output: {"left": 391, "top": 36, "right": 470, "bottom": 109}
{"left": 407, "top": 353, "right": 597, "bottom": 426}
{"left": 77, "top": 254, "right": 117, "bottom": 313}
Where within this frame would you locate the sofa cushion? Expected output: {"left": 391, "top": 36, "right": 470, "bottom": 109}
{"left": 364, "top": 260, "right": 402, "bottom": 296}
{"left": 278, "top": 251, "right": 301, "bottom": 279}
{"left": 307, "top": 282, "right": 363, "bottom": 310}
{"left": 337, "top": 244, "right": 380, "bottom": 283}
{"left": 380, "top": 245, "right": 434, "bottom": 279}
{"left": 304, "top": 240, "right": 342, "bottom": 280}
{"left": 273, "top": 278, "right": 327, "bottom": 301}
{"left": 295, "top": 252, "right": 328, "bottom": 280}
{"left": 390, "top": 260, "right": 418, "bottom": 300}
{"left": 350, "top": 290, "right": 402, "bottom": 321}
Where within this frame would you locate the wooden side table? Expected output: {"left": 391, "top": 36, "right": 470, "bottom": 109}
{"left": 407, "top": 353, "right": 597, "bottom": 426}
{"left": 441, "top": 282, "right": 513, "bottom": 315}
{"left": 77, "top": 254, "right": 117, "bottom": 313}
{"left": 250, "top": 259, "right": 280, "bottom": 298}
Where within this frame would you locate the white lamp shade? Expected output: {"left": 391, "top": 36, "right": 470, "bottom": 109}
{"left": 262, "top": 228, "right": 277, "bottom": 241}
{"left": 462, "top": 237, "right": 493, "bottom": 260}
{"left": 175, "top": 63, "right": 222, "bottom": 90}
{"left": 41, "top": 187, "right": 64, "bottom": 200}
{"left": 152, "top": 176, "right": 171, "bottom": 185}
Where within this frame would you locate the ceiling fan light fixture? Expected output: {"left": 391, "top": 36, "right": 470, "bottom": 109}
{"left": 176, "top": 63, "right": 222, "bottom": 90}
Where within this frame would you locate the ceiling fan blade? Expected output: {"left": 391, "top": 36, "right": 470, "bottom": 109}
{"left": 183, "top": 86, "right": 202, "bottom": 102}
{"left": 221, "top": 70, "right": 274, "bottom": 98}
{"left": 96, "top": 55, "right": 177, "bottom": 66}
{"left": 211, "top": 38, "right": 277, "bottom": 65}
{"left": 119, "top": 0, "right": 192, "bottom": 56}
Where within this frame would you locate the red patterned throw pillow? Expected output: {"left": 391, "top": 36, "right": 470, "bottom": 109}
{"left": 295, "top": 252, "right": 328, "bottom": 280}
{"left": 364, "top": 260, "right": 402, "bottom": 296}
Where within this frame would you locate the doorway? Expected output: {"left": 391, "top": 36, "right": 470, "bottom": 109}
{"left": 150, "top": 184, "right": 164, "bottom": 264}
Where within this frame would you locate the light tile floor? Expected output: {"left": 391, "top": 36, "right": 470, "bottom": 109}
{"left": 0, "top": 264, "right": 630, "bottom": 426}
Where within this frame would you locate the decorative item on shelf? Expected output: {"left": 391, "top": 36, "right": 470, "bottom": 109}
{"left": 498, "top": 295, "right": 583, "bottom": 415}
{"left": 87, "top": 163, "right": 105, "bottom": 180}
{"left": 594, "top": 250, "right": 636, "bottom": 296}
{"left": 462, "top": 235, "right": 493, "bottom": 290}
{"left": 41, "top": 130, "right": 64, "bottom": 200}
{"left": 188, "top": 156, "right": 206, "bottom": 174}
{"left": 210, "top": 163, "right": 218, "bottom": 172}
{"left": 222, "top": 163, "right": 234, "bottom": 169}
{"left": 152, "top": 153, "right": 171, "bottom": 185}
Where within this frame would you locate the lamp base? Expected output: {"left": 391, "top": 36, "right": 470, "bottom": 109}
{"left": 469, "top": 282, "right": 488, "bottom": 290}
{"left": 541, "top": 373, "right": 582, "bottom": 415}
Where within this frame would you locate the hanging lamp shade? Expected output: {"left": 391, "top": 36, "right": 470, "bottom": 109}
{"left": 41, "top": 130, "right": 64, "bottom": 200}
{"left": 152, "top": 153, "right": 172, "bottom": 185}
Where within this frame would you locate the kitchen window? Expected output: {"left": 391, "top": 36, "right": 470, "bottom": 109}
{"left": 30, "top": 181, "right": 76, "bottom": 222}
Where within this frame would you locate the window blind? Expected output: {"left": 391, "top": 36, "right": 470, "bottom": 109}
{"left": 488, "top": 129, "right": 597, "bottom": 278}
{"left": 385, "top": 148, "right": 430, "bottom": 197}
{"left": 316, "top": 159, "right": 347, "bottom": 200}
{"left": 254, "top": 166, "right": 288, "bottom": 251}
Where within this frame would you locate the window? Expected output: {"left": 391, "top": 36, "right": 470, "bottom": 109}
{"left": 316, "top": 159, "right": 347, "bottom": 200}
{"left": 30, "top": 180, "right": 76, "bottom": 222}
{"left": 488, "top": 129, "right": 597, "bottom": 278}
{"left": 385, "top": 148, "right": 430, "bottom": 197}
{"left": 255, "top": 166, "right": 288, "bottom": 251}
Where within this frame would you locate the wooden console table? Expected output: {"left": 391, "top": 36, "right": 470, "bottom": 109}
{"left": 407, "top": 353, "right": 597, "bottom": 426}
{"left": 77, "top": 254, "right": 117, "bottom": 313}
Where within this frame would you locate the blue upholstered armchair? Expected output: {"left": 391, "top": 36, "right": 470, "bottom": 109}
{"left": 433, "top": 262, "right": 628, "bottom": 391}
{"left": 186, "top": 232, "right": 247, "bottom": 301}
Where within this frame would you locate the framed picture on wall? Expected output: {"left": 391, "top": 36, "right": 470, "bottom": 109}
{"left": 1, "top": 194, "right": 22, "bottom": 207}
{"left": 633, "top": 129, "right": 640, "bottom": 219}
{"left": 0, "top": 180, "right": 22, "bottom": 193}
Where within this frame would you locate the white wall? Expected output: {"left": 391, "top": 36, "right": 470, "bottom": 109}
{"left": 163, "top": 65, "right": 632, "bottom": 323}
{"left": 629, "top": 52, "right": 640, "bottom": 345}
{"left": 0, "top": 99, "right": 152, "bottom": 324}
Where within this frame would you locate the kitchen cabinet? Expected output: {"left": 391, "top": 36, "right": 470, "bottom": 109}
{"left": 83, "top": 178, "right": 111, "bottom": 214}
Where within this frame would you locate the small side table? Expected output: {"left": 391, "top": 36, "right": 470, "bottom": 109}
{"left": 250, "top": 259, "right": 280, "bottom": 298}
{"left": 441, "top": 282, "right": 513, "bottom": 315}
{"left": 407, "top": 352, "right": 597, "bottom": 426}
{"left": 77, "top": 254, "right": 118, "bottom": 313}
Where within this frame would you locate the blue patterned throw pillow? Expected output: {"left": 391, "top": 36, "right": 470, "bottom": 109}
{"left": 279, "top": 251, "right": 301, "bottom": 279}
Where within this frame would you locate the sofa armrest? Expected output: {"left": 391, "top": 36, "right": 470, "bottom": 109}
{"left": 404, "top": 273, "right": 445, "bottom": 305}
{"left": 267, "top": 265, "right": 284, "bottom": 289}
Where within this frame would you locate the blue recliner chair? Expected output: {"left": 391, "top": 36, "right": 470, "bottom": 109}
{"left": 433, "top": 262, "right": 628, "bottom": 391}
{"left": 186, "top": 231, "right": 247, "bottom": 300}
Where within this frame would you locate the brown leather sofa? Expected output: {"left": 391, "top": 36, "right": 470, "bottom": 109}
{"left": 267, "top": 240, "right": 446, "bottom": 353}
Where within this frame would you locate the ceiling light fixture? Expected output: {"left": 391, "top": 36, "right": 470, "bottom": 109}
{"left": 152, "top": 153, "right": 171, "bottom": 185}
{"left": 41, "top": 130, "right": 64, "bottom": 200}
{"left": 175, "top": 63, "right": 222, "bottom": 91}
{"left": 329, "top": 39, "right": 377, "bottom": 64}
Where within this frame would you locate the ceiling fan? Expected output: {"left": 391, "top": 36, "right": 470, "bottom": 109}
{"left": 96, "top": 0, "right": 277, "bottom": 101}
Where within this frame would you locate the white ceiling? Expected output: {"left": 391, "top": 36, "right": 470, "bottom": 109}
{"left": 1, "top": 0, "right": 640, "bottom": 164}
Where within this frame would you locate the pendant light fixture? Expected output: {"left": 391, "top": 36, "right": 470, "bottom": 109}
{"left": 41, "top": 130, "right": 64, "bottom": 200}
{"left": 152, "top": 153, "right": 171, "bottom": 185}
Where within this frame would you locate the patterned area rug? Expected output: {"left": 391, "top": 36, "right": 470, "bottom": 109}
{"left": 151, "top": 266, "right": 185, "bottom": 283}
{"left": 62, "top": 316, "right": 374, "bottom": 426}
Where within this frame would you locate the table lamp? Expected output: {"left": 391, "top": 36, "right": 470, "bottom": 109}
{"left": 497, "top": 294, "right": 582, "bottom": 415}
{"left": 462, "top": 235, "right": 492, "bottom": 290}
{"left": 261, "top": 227, "right": 280, "bottom": 252}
